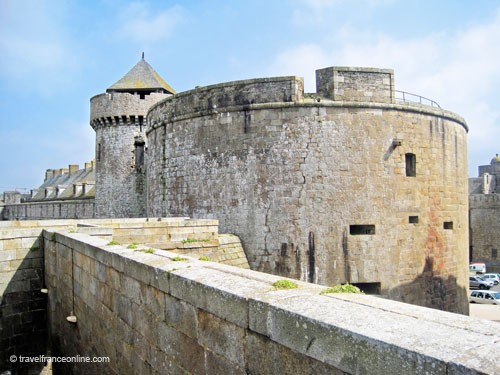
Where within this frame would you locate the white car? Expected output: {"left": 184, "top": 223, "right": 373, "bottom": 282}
{"left": 470, "top": 290, "right": 500, "bottom": 305}
{"left": 481, "top": 273, "right": 500, "bottom": 285}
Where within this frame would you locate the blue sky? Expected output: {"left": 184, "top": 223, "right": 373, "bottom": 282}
{"left": 1, "top": 0, "right": 499, "bottom": 192}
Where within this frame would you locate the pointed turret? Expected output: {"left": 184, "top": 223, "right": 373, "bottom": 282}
{"left": 107, "top": 54, "right": 176, "bottom": 95}
{"left": 90, "top": 55, "right": 174, "bottom": 218}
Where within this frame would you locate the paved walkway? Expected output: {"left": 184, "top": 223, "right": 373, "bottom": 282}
{"left": 469, "top": 304, "right": 500, "bottom": 323}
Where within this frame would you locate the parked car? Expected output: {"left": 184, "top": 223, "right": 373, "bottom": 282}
{"left": 469, "top": 262, "right": 487, "bottom": 274}
{"left": 469, "top": 276, "right": 493, "bottom": 290}
{"left": 469, "top": 290, "right": 500, "bottom": 305}
{"left": 481, "top": 273, "right": 500, "bottom": 285}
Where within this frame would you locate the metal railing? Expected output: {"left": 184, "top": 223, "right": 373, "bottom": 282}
{"left": 395, "top": 90, "right": 440, "bottom": 108}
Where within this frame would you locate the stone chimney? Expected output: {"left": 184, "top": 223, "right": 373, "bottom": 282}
{"left": 69, "top": 164, "right": 79, "bottom": 175}
{"left": 45, "top": 169, "right": 54, "bottom": 182}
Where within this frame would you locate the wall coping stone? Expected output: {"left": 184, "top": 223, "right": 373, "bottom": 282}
{"left": 45, "top": 229, "right": 500, "bottom": 374}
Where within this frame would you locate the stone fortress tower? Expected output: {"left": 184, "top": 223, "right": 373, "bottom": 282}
{"left": 1, "top": 61, "right": 471, "bottom": 314}
{"left": 146, "top": 67, "right": 470, "bottom": 313}
{"left": 90, "top": 55, "right": 175, "bottom": 217}
{"left": 469, "top": 154, "right": 500, "bottom": 272}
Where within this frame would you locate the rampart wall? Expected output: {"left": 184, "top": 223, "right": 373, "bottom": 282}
{"left": 2, "top": 199, "right": 95, "bottom": 221}
{"left": 0, "top": 218, "right": 247, "bottom": 373}
{"left": 0, "top": 220, "right": 72, "bottom": 373}
{"left": 2, "top": 219, "right": 499, "bottom": 374}
{"left": 469, "top": 194, "right": 500, "bottom": 272}
{"left": 146, "top": 68, "right": 470, "bottom": 314}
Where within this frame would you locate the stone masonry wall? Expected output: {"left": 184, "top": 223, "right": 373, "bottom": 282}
{"left": 0, "top": 220, "right": 76, "bottom": 374}
{"left": 2, "top": 200, "right": 95, "bottom": 220}
{"left": 0, "top": 217, "right": 248, "bottom": 373}
{"left": 469, "top": 194, "right": 500, "bottom": 272}
{"left": 146, "top": 70, "right": 469, "bottom": 314}
{"left": 90, "top": 92, "right": 170, "bottom": 218}
{"left": 43, "top": 228, "right": 499, "bottom": 374}
{"left": 93, "top": 122, "right": 146, "bottom": 218}
{"left": 316, "top": 67, "right": 394, "bottom": 103}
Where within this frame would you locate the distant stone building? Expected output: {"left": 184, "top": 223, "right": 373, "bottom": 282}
{"left": 1, "top": 161, "right": 95, "bottom": 220}
{"left": 1, "top": 58, "right": 471, "bottom": 313}
{"left": 469, "top": 155, "right": 500, "bottom": 272}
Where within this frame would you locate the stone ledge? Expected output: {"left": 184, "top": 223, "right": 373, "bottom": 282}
{"left": 40, "top": 227, "right": 500, "bottom": 374}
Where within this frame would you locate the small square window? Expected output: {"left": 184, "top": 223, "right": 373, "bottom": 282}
{"left": 409, "top": 216, "right": 419, "bottom": 224}
{"left": 443, "top": 221, "right": 453, "bottom": 230}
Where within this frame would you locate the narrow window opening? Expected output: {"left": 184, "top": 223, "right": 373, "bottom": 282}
{"left": 492, "top": 248, "right": 498, "bottom": 259}
{"left": 138, "top": 116, "right": 144, "bottom": 132}
{"left": 405, "top": 153, "right": 416, "bottom": 177}
{"left": 134, "top": 137, "right": 145, "bottom": 170}
{"left": 97, "top": 143, "right": 102, "bottom": 162}
{"left": 352, "top": 282, "right": 380, "bottom": 295}
{"left": 409, "top": 216, "right": 419, "bottom": 224}
{"left": 443, "top": 221, "right": 453, "bottom": 230}
{"left": 349, "top": 225, "right": 375, "bottom": 235}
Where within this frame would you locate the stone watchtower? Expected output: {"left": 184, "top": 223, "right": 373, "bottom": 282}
{"left": 90, "top": 55, "right": 175, "bottom": 218}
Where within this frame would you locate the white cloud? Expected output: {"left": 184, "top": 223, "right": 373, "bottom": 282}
{"left": 267, "top": 8, "right": 500, "bottom": 174}
{"left": 115, "top": 3, "right": 184, "bottom": 45}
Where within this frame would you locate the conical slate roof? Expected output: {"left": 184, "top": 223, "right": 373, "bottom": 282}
{"left": 107, "top": 55, "right": 176, "bottom": 94}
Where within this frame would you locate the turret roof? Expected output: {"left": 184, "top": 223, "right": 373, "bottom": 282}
{"left": 107, "top": 55, "right": 176, "bottom": 94}
{"left": 491, "top": 154, "right": 500, "bottom": 164}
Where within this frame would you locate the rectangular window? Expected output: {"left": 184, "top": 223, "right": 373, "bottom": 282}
{"left": 405, "top": 153, "right": 416, "bottom": 177}
{"left": 97, "top": 143, "right": 102, "bottom": 161}
{"left": 349, "top": 225, "right": 375, "bottom": 235}
{"left": 443, "top": 221, "right": 453, "bottom": 230}
{"left": 492, "top": 248, "right": 498, "bottom": 259}
{"left": 409, "top": 216, "right": 419, "bottom": 224}
{"left": 135, "top": 139, "right": 145, "bottom": 169}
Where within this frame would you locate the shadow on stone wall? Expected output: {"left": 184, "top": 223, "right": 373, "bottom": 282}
{"left": 387, "top": 255, "right": 469, "bottom": 315}
{"left": 0, "top": 237, "right": 48, "bottom": 374}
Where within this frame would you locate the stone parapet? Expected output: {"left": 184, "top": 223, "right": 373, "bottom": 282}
{"left": 316, "top": 66, "right": 394, "bottom": 103}
{"left": 42, "top": 228, "right": 499, "bottom": 374}
{"left": 90, "top": 92, "right": 169, "bottom": 126}
{"left": 147, "top": 76, "right": 304, "bottom": 129}
{"left": 470, "top": 193, "right": 500, "bottom": 209}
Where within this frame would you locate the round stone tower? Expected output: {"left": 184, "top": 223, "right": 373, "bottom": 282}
{"left": 146, "top": 66, "right": 470, "bottom": 314}
{"left": 90, "top": 55, "right": 175, "bottom": 218}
